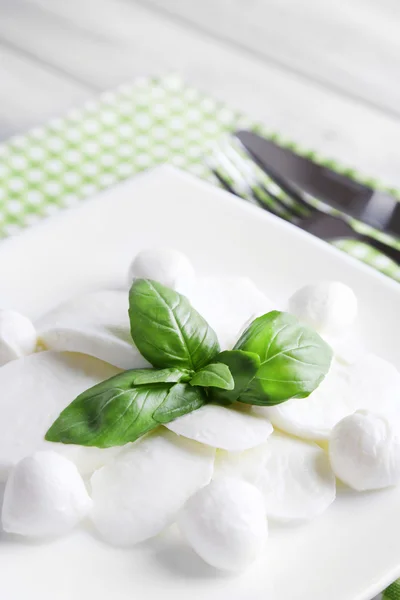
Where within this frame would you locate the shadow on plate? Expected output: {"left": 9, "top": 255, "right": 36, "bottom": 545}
{"left": 153, "top": 542, "right": 226, "bottom": 580}
{"left": 147, "top": 527, "right": 228, "bottom": 580}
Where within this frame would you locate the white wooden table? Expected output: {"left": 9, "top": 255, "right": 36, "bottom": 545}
{"left": 0, "top": 0, "right": 400, "bottom": 190}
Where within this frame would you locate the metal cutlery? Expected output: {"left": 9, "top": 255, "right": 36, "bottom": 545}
{"left": 209, "top": 141, "right": 400, "bottom": 266}
{"left": 236, "top": 130, "right": 400, "bottom": 238}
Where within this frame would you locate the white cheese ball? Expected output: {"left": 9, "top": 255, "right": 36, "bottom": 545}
{"left": 128, "top": 248, "right": 195, "bottom": 296}
{"left": 288, "top": 281, "right": 357, "bottom": 337}
{"left": 329, "top": 411, "right": 400, "bottom": 491}
{"left": 0, "top": 309, "right": 37, "bottom": 366}
{"left": 178, "top": 477, "right": 267, "bottom": 572}
{"left": 1, "top": 451, "right": 92, "bottom": 537}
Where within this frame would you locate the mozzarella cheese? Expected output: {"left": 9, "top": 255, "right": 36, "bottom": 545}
{"left": 1, "top": 451, "right": 92, "bottom": 537}
{"left": 178, "top": 477, "right": 267, "bottom": 571}
{"left": 288, "top": 281, "right": 357, "bottom": 338}
{"left": 262, "top": 354, "right": 400, "bottom": 440}
{"left": 0, "top": 351, "right": 120, "bottom": 480}
{"left": 215, "top": 433, "right": 336, "bottom": 522}
{"left": 329, "top": 410, "right": 400, "bottom": 491}
{"left": 0, "top": 309, "right": 37, "bottom": 366}
{"left": 36, "top": 290, "right": 149, "bottom": 370}
{"left": 190, "top": 276, "right": 273, "bottom": 350}
{"left": 164, "top": 403, "right": 273, "bottom": 451}
{"left": 91, "top": 429, "right": 215, "bottom": 546}
{"left": 128, "top": 248, "right": 195, "bottom": 296}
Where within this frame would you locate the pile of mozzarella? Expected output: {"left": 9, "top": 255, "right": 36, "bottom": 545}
{"left": 1, "top": 248, "right": 400, "bottom": 573}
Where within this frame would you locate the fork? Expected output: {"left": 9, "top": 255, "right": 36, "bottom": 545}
{"left": 209, "top": 142, "right": 400, "bottom": 266}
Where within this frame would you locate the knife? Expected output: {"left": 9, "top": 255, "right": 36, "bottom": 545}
{"left": 235, "top": 130, "right": 400, "bottom": 237}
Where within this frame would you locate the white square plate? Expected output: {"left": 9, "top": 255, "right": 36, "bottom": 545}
{"left": 0, "top": 166, "right": 399, "bottom": 600}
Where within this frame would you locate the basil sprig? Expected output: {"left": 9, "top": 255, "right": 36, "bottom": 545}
{"left": 46, "top": 280, "right": 332, "bottom": 448}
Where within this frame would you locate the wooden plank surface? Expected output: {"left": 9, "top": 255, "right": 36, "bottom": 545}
{"left": 0, "top": 0, "right": 399, "bottom": 187}
{"left": 140, "top": 0, "right": 400, "bottom": 118}
{"left": 0, "top": 43, "right": 91, "bottom": 139}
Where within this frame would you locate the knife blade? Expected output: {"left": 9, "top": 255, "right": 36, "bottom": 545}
{"left": 236, "top": 130, "right": 400, "bottom": 237}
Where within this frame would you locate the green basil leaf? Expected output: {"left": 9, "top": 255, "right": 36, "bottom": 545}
{"left": 60, "top": 368, "right": 191, "bottom": 405}
{"left": 189, "top": 363, "right": 234, "bottom": 390}
{"left": 234, "top": 310, "right": 333, "bottom": 405}
{"left": 45, "top": 378, "right": 205, "bottom": 448}
{"left": 209, "top": 350, "right": 261, "bottom": 404}
{"left": 129, "top": 279, "right": 220, "bottom": 370}
{"left": 125, "top": 367, "right": 192, "bottom": 385}
{"left": 153, "top": 383, "right": 206, "bottom": 423}
{"left": 45, "top": 383, "right": 172, "bottom": 448}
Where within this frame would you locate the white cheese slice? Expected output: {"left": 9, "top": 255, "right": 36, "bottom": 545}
{"left": 261, "top": 354, "right": 400, "bottom": 440}
{"left": 90, "top": 429, "right": 215, "bottom": 546}
{"left": 0, "top": 350, "right": 120, "bottom": 480}
{"left": 164, "top": 403, "right": 273, "bottom": 451}
{"left": 36, "top": 290, "right": 150, "bottom": 370}
{"left": 215, "top": 433, "right": 336, "bottom": 522}
{"left": 190, "top": 276, "right": 274, "bottom": 350}
{"left": 255, "top": 433, "right": 335, "bottom": 522}
{"left": 214, "top": 444, "right": 270, "bottom": 484}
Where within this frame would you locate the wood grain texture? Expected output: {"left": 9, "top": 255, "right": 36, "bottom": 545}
{"left": 0, "top": 0, "right": 399, "bottom": 187}
{"left": 0, "top": 43, "right": 91, "bottom": 139}
{"left": 139, "top": 0, "right": 400, "bottom": 118}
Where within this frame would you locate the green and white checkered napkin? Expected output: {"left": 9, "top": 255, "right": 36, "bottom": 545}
{"left": 0, "top": 74, "right": 399, "bottom": 596}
